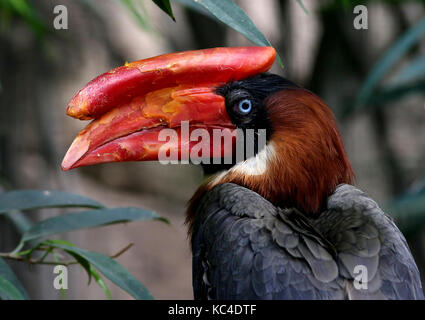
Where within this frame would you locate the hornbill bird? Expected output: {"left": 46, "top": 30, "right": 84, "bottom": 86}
{"left": 62, "top": 47, "right": 424, "bottom": 300}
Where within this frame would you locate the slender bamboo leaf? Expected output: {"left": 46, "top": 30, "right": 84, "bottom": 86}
{"left": 51, "top": 243, "right": 153, "bottom": 300}
{"left": 44, "top": 239, "right": 76, "bottom": 247}
{"left": 65, "top": 251, "right": 92, "bottom": 285}
{"left": 0, "top": 275, "right": 25, "bottom": 300}
{"left": 367, "top": 81, "right": 425, "bottom": 105}
{"left": 90, "top": 266, "right": 112, "bottom": 299}
{"left": 386, "top": 179, "right": 425, "bottom": 236}
{"left": 173, "top": 0, "right": 213, "bottom": 18}
{"left": 22, "top": 207, "right": 165, "bottom": 242}
{"left": 297, "top": 0, "right": 308, "bottom": 14}
{"left": 0, "top": 0, "right": 47, "bottom": 37}
{"left": 4, "top": 211, "right": 33, "bottom": 234}
{"left": 192, "top": 0, "right": 283, "bottom": 67}
{"left": 153, "top": 0, "right": 175, "bottom": 21}
{"left": 387, "top": 196, "right": 425, "bottom": 236}
{"left": 0, "top": 258, "right": 28, "bottom": 299}
{"left": 388, "top": 56, "right": 425, "bottom": 87}
{"left": 0, "top": 190, "right": 103, "bottom": 214}
{"left": 195, "top": 0, "right": 269, "bottom": 46}
{"left": 353, "top": 17, "right": 425, "bottom": 112}
{"left": 41, "top": 240, "right": 92, "bottom": 287}
{"left": 120, "top": 0, "right": 152, "bottom": 31}
{"left": 38, "top": 246, "right": 53, "bottom": 264}
{"left": 15, "top": 241, "right": 44, "bottom": 257}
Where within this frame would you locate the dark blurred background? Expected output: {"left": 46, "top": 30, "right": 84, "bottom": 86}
{"left": 0, "top": 0, "right": 424, "bottom": 299}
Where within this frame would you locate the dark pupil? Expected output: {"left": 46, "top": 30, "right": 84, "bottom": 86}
{"left": 238, "top": 99, "right": 252, "bottom": 113}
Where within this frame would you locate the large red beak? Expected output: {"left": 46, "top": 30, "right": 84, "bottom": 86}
{"left": 61, "top": 47, "right": 276, "bottom": 170}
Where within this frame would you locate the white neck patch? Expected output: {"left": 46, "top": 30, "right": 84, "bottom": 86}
{"left": 209, "top": 143, "right": 275, "bottom": 187}
{"left": 231, "top": 143, "right": 275, "bottom": 176}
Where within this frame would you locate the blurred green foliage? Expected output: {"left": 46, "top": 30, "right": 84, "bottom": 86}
{"left": 352, "top": 17, "right": 425, "bottom": 113}
{"left": 0, "top": 0, "right": 47, "bottom": 37}
{"left": 0, "top": 189, "right": 166, "bottom": 299}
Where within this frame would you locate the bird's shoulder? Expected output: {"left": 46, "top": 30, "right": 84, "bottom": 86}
{"left": 313, "top": 183, "right": 424, "bottom": 299}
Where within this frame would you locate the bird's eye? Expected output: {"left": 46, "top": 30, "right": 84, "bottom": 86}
{"left": 237, "top": 99, "right": 252, "bottom": 114}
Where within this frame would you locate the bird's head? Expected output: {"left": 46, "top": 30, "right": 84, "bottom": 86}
{"left": 62, "top": 47, "right": 354, "bottom": 219}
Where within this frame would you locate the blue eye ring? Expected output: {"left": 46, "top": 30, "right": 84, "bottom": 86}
{"left": 238, "top": 99, "right": 252, "bottom": 114}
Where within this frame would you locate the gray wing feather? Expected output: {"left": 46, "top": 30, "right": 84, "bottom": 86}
{"left": 313, "top": 184, "right": 424, "bottom": 300}
{"left": 192, "top": 183, "right": 424, "bottom": 300}
{"left": 192, "top": 183, "right": 344, "bottom": 299}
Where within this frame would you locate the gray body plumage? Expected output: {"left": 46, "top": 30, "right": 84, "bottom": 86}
{"left": 192, "top": 183, "right": 424, "bottom": 299}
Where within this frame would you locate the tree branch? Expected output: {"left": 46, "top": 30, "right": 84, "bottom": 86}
{"left": 0, "top": 242, "right": 134, "bottom": 266}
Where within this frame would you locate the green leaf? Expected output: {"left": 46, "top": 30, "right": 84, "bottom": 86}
{"left": 353, "top": 17, "right": 425, "bottom": 112}
{"left": 0, "top": 190, "right": 103, "bottom": 214}
{"left": 296, "top": 0, "right": 308, "bottom": 14}
{"left": 0, "top": 0, "right": 47, "bottom": 37}
{"left": 4, "top": 211, "right": 34, "bottom": 234}
{"left": 194, "top": 0, "right": 268, "bottom": 46}
{"left": 90, "top": 266, "right": 112, "bottom": 299}
{"left": 65, "top": 251, "right": 92, "bottom": 285}
{"left": 192, "top": 0, "right": 283, "bottom": 67}
{"left": 22, "top": 207, "right": 165, "bottom": 242}
{"left": 386, "top": 178, "right": 425, "bottom": 236}
{"left": 387, "top": 196, "right": 425, "bottom": 236}
{"left": 153, "top": 0, "right": 175, "bottom": 21}
{"left": 51, "top": 243, "right": 153, "bottom": 300}
{"left": 388, "top": 56, "right": 425, "bottom": 88}
{"left": 0, "top": 258, "right": 29, "bottom": 299}
{"left": 366, "top": 81, "right": 425, "bottom": 106}
{"left": 44, "top": 239, "right": 77, "bottom": 247}
{"left": 120, "top": 0, "right": 153, "bottom": 31}
{"left": 0, "top": 275, "right": 25, "bottom": 300}
{"left": 173, "top": 0, "right": 213, "bottom": 18}
{"left": 37, "top": 246, "right": 54, "bottom": 263}
{"left": 15, "top": 241, "right": 44, "bottom": 257}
